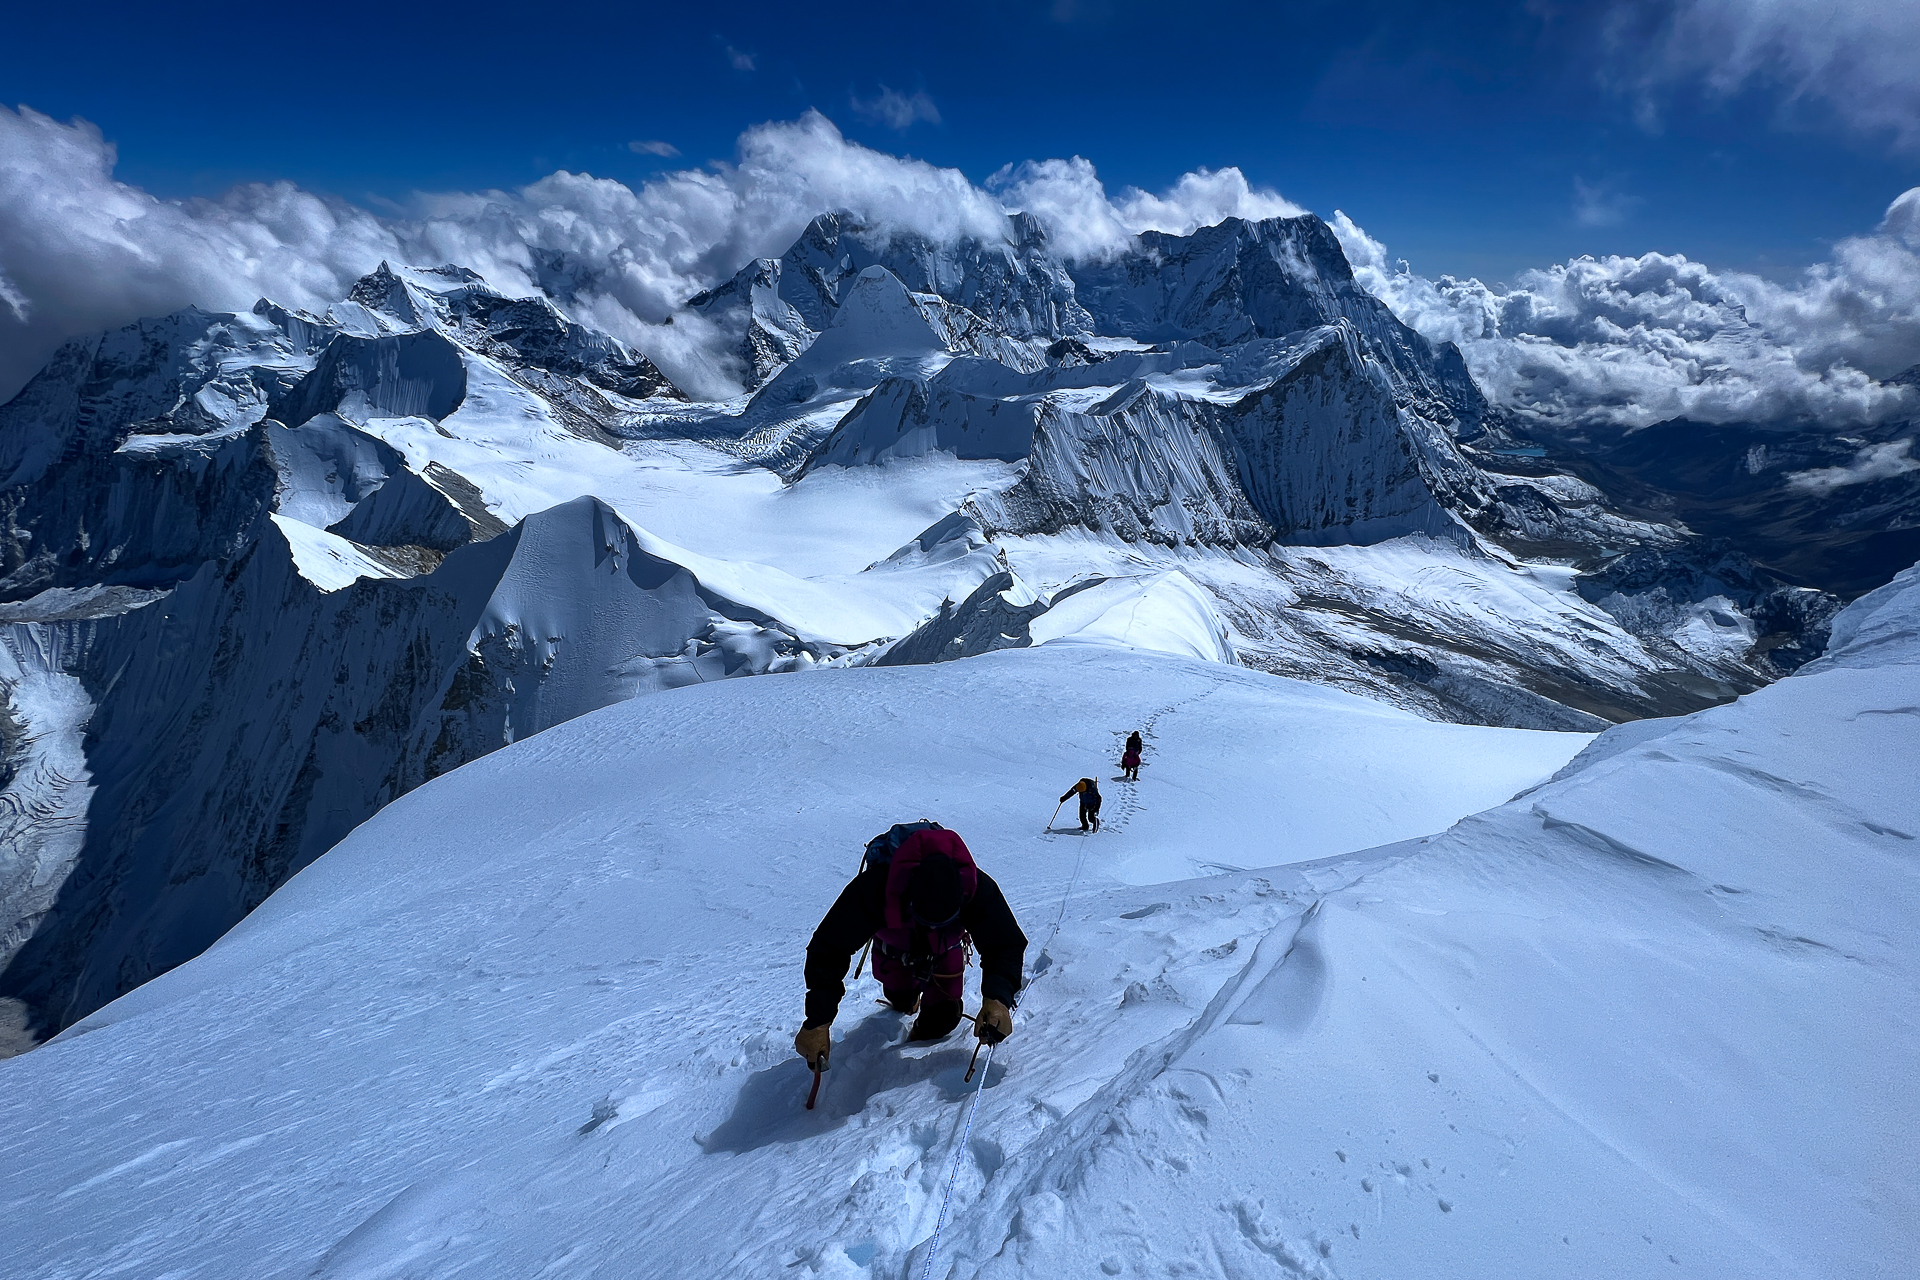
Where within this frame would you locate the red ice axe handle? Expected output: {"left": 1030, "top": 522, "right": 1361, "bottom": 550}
{"left": 805, "top": 1056, "right": 827, "bottom": 1110}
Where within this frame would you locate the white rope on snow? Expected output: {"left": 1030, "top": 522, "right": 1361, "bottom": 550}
{"left": 915, "top": 828, "right": 1092, "bottom": 1280}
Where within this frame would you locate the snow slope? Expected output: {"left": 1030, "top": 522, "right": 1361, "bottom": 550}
{"left": 7, "top": 557, "right": 1916, "bottom": 1278}
{"left": 1, "top": 645, "right": 1585, "bottom": 1279}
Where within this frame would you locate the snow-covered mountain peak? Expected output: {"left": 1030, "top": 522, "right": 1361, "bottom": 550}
{"left": 692, "top": 209, "right": 1093, "bottom": 392}
{"left": 1071, "top": 213, "right": 1489, "bottom": 436}
{"left": 0, "top": 204, "right": 1865, "bottom": 1049}
{"left": 280, "top": 260, "right": 687, "bottom": 412}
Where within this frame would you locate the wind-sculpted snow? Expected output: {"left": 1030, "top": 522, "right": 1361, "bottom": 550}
{"left": 1804, "top": 558, "right": 1920, "bottom": 671}
{"left": 3, "top": 598, "right": 1913, "bottom": 1276}
{"left": 1026, "top": 570, "right": 1239, "bottom": 664}
{"left": 973, "top": 384, "right": 1272, "bottom": 547}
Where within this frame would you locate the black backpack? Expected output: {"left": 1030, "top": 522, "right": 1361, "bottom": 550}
{"left": 860, "top": 820, "right": 943, "bottom": 875}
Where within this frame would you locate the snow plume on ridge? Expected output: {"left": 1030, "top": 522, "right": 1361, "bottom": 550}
{"left": 1331, "top": 189, "right": 1920, "bottom": 432}
{"left": 0, "top": 106, "right": 1302, "bottom": 402}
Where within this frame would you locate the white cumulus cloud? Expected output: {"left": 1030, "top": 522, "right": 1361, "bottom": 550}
{"left": 1331, "top": 188, "right": 1920, "bottom": 432}
{"left": 4, "top": 101, "right": 1912, "bottom": 430}
{"left": 1787, "top": 438, "right": 1920, "bottom": 492}
{"left": 0, "top": 107, "right": 1309, "bottom": 401}
{"left": 989, "top": 157, "right": 1304, "bottom": 260}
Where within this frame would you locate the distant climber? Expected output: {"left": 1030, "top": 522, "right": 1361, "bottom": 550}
{"left": 1061, "top": 777, "right": 1103, "bottom": 832}
{"left": 795, "top": 823, "right": 1027, "bottom": 1070}
{"left": 1122, "top": 730, "right": 1143, "bottom": 781}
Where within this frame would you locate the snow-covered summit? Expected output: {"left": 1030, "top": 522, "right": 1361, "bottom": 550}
{"left": 692, "top": 211, "right": 1090, "bottom": 375}
{"left": 1070, "top": 215, "right": 1489, "bottom": 436}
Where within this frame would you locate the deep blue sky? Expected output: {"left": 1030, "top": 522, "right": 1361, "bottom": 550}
{"left": 5, "top": 0, "right": 1915, "bottom": 284}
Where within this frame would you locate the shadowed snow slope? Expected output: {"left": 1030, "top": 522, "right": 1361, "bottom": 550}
{"left": 7, "top": 568, "right": 1917, "bottom": 1277}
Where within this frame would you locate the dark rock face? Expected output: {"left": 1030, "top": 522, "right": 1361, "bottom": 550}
{"left": 271, "top": 329, "right": 469, "bottom": 427}
{"left": 689, "top": 211, "right": 1093, "bottom": 389}
{"left": 686, "top": 258, "right": 815, "bottom": 388}
{"left": 0, "top": 313, "right": 289, "bottom": 602}
{"left": 876, "top": 571, "right": 1051, "bottom": 666}
{"left": 436, "top": 284, "right": 681, "bottom": 400}
{"left": 777, "top": 211, "right": 1093, "bottom": 339}
{"left": 1575, "top": 545, "right": 1843, "bottom": 679}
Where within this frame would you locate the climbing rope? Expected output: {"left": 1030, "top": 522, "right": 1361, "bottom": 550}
{"left": 915, "top": 1039, "right": 994, "bottom": 1280}
{"left": 915, "top": 831, "right": 1091, "bottom": 1280}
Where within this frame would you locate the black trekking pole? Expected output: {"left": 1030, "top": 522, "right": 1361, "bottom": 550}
{"left": 853, "top": 940, "right": 872, "bottom": 980}
{"left": 1047, "top": 799, "right": 1064, "bottom": 831}
{"left": 805, "top": 1055, "right": 827, "bottom": 1110}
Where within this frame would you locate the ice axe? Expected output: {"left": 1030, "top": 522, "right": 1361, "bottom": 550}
{"left": 962, "top": 1008, "right": 1005, "bottom": 1082}
{"left": 853, "top": 939, "right": 872, "bottom": 981}
{"left": 804, "top": 1054, "right": 828, "bottom": 1110}
{"left": 1047, "top": 798, "right": 1065, "bottom": 831}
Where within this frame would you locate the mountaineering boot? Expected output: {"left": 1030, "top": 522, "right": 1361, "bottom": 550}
{"left": 907, "top": 998, "right": 964, "bottom": 1041}
{"left": 883, "top": 986, "right": 921, "bottom": 1015}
